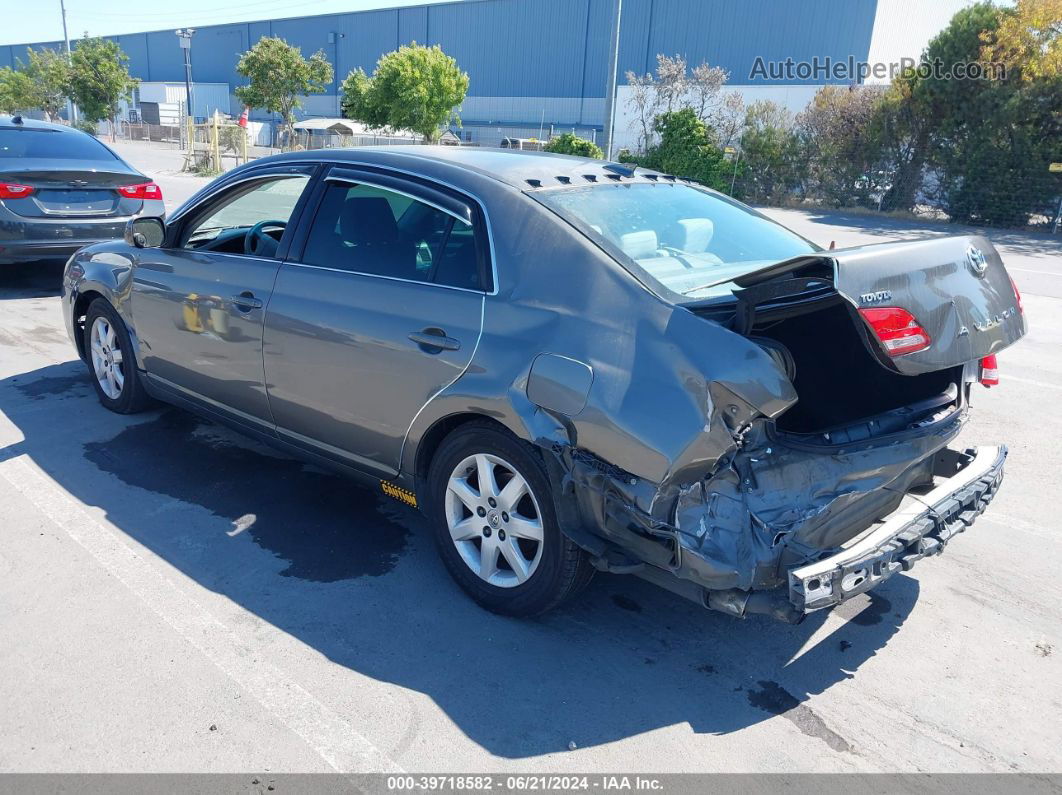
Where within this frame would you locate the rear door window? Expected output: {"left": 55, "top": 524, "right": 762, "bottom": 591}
{"left": 301, "top": 181, "right": 485, "bottom": 291}
{"left": 0, "top": 129, "right": 119, "bottom": 161}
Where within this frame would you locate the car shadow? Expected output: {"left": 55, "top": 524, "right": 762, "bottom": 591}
{"left": 0, "top": 260, "right": 66, "bottom": 298}
{"left": 790, "top": 208, "right": 1062, "bottom": 257}
{"left": 0, "top": 360, "right": 920, "bottom": 759}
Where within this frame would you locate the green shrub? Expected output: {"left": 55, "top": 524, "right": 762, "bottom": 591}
{"left": 73, "top": 118, "right": 99, "bottom": 135}
{"left": 544, "top": 132, "right": 604, "bottom": 159}
{"left": 623, "top": 109, "right": 732, "bottom": 193}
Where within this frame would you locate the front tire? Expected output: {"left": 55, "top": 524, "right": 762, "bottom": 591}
{"left": 427, "top": 421, "right": 594, "bottom": 616}
{"left": 83, "top": 298, "right": 152, "bottom": 414}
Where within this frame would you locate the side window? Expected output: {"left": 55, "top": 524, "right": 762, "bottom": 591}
{"left": 181, "top": 175, "right": 311, "bottom": 258}
{"left": 301, "top": 182, "right": 484, "bottom": 290}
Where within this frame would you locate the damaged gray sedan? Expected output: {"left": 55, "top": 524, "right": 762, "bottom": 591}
{"left": 62, "top": 147, "right": 1026, "bottom": 622}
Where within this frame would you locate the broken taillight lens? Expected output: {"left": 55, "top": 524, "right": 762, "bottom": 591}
{"left": 858, "top": 307, "right": 931, "bottom": 357}
{"left": 979, "top": 354, "right": 999, "bottom": 387}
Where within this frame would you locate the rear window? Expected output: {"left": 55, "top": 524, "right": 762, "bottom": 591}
{"left": 0, "top": 129, "right": 119, "bottom": 161}
{"left": 536, "top": 182, "right": 817, "bottom": 299}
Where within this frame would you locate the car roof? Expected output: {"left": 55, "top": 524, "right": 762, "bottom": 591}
{"left": 258, "top": 145, "right": 685, "bottom": 191}
{"left": 0, "top": 115, "right": 82, "bottom": 133}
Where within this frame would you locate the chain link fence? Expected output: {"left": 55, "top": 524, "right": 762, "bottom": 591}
{"left": 726, "top": 154, "right": 1062, "bottom": 231}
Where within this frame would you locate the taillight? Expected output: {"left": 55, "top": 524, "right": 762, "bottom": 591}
{"left": 117, "top": 182, "right": 163, "bottom": 200}
{"left": 858, "top": 307, "right": 931, "bottom": 356}
{"left": 0, "top": 182, "right": 35, "bottom": 199}
{"left": 1010, "top": 277, "right": 1023, "bottom": 314}
{"left": 979, "top": 354, "right": 999, "bottom": 387}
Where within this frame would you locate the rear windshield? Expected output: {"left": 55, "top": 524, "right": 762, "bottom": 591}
{"left": 0, "top": 129, "right": 119, "bottom": 161}
{"left": 536, "top": 182, "right": 817, "bottom": 299}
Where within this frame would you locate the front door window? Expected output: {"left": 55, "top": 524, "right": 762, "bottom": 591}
{"left": 181, "top": 175, "right": 311, "bottom": 258}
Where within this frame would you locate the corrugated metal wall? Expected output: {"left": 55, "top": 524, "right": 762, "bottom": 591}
{"left": 1, "top": 0, "right": 877, "bottom": 129}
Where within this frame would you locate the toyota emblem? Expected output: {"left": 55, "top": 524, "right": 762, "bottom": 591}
{"left": 966, "top": 245, "right": 988, "bottom": 277}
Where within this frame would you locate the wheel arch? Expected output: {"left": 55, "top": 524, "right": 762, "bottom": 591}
{"left": 412, "top": 412, "right": 516, "bottom": 495}
{"left": 70, "top": 284, "right": 145, "bottom": 371}
{"left": 71, "top": 289, "right": 107, "bottom": 361}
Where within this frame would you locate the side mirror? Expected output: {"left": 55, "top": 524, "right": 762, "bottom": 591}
{"left": 124, "top": 216, "right": 166, "bottom": 249}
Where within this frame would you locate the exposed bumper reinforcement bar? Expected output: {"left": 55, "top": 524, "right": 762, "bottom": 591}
{"left": 788, "top": 445, "right": 1006, "bottom": 612}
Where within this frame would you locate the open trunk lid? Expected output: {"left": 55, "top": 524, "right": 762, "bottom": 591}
{"left": 731, "top": 234, "right": 1025, "bottom": 376}
{"left": 831, "top": 235, "right": 1025, "bottom": 375}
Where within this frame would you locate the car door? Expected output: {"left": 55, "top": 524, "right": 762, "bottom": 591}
{"left": 131, "top": 165, "right": 318, "bottom": 430}
{"left": 263, "top": 166, "right": 490, "bottom": 476}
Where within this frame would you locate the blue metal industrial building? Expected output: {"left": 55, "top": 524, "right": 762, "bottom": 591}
{"left": 2, "top": 0, "right": 878, "bottom": 146}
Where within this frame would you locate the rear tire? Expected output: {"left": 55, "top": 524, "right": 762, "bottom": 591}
{"left": 83, "top": 298, "right": 152, "bottom": 414}
{"left": 427, "top": 421, "right": 594, "bottom": 616}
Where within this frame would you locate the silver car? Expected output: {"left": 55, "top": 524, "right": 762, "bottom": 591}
{"left": 62, "top": 147, "right": 1026, "bottom": 622}
{"left": 1, "top": 116, "right": 164, "bottom": 266}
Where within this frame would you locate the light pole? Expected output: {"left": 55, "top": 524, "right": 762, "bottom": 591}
{"left": 175, "top": 29, "right": 195, "bottom": 125}
{"left": 328, "top": 31, "right": 345, "bottom": 116}
{"left": 601, "top": 0, "right": 623, "bottom": 161}
{"left": 60, "top": 0, "right": 77, "bottom": 124}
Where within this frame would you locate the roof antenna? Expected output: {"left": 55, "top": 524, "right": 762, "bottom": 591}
{"left": 12, "top": 115, "right": 23, "bottom": 125}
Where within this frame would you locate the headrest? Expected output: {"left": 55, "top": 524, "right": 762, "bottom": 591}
{"left": 677, "top": 218, "right": 714, "bottom": 252}
{"left": 619, "top": 229, "right": 659, "bottom": 260}
{"left": 339, "top": 197, "right": 398, "bottom": 244}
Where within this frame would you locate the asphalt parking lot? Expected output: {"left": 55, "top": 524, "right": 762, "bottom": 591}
{"left": 0, "top": 141, "right": 1059, "bottom": 773}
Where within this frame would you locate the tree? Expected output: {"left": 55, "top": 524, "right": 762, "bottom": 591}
{"left": 981, "top": 0, "right": 1062, "bottom": 81}
{"left": 915, "top": 2, "right": 1059, "bottom": 225}
{"left": 16, "top": 48, "right": 71, "bottom": 121}
{"left": 68, "top": 36, "right": 137, "bottom": 141}
{"left": 623, "top": 108, "right": 731, "bottom": 192}
{"left": 341, "top": 43, "right": 468, "bottom": 142}
{"left": 236, "top": 36, "right": 333, "bottom": 150}
{"left": 797, "top": 85, "right": 887, "bottom": 207}
{"left": 623, "top": 54, "right": 743, "bottom": 151}
{"left": 0, "top": 67, "right": 35, "bottom": 114}
{"left": 738, "top": 100, "right": 804, "bottom": 204}
{"left": 544, "top": 132, "right": 603, "bottom": 158}
{"left": 863, "top": 73, "right": 932, "bottom": 212}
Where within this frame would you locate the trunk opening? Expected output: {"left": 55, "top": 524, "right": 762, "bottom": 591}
{"left": 754, "top": 302, "right": 963, "bottom": 440}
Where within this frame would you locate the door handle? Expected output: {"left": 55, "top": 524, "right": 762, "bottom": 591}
{"left": 408, "top": 328, "right": 461, "bottom": 353}
{"left": 231, "top": 291, "right": 263, "bottom": 311}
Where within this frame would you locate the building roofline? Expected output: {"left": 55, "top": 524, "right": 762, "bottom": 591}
{"left": 0, "top": 0, "right": 500, "bottom": 50}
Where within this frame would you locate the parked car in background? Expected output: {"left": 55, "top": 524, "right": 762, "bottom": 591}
{"left": 0, "top": 116, "right": 164, "bottom": 266}
{"left": 62, "top": 147, "right": 1025, "bottom": 623}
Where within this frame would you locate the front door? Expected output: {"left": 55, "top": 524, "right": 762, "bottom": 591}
{"left": 131, "top": 168, "right": 316, "bottom": 428}
{"left": 263, "top": 169, "right": 490, "bottom": 475}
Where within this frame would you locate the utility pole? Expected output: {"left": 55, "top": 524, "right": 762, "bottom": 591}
{"left": 601, "top": 0, "right": 623, "bottom": 161}
{"left": 60, "top": 0, "right": 77, "bottom": 124}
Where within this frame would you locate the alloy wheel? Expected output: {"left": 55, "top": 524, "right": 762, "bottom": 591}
{"left": 90, "top": 316, "right": 125, "bottom": 400}
{"left": 444, "top": 453, "right": 545, "bottom": 587}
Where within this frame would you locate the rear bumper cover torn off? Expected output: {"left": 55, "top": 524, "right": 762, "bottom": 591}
{"left": 789, "top": 445, "right": 1006, "bottom": 612}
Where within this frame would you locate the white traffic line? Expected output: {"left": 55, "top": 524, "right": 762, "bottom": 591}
{"left": 1008, "top": 267, "right": 1062, "bottom": 277}
{"left": 0, "top": 454, "right": 402, "bottom": 775}
{"left": 1005, "top": 374, "right": 1062, "bottom": 391}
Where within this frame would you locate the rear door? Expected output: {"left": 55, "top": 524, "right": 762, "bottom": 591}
{"left": 263, "top": 166, "right": 489, "bottom": 476}
{"left": 831, "top": 235, "right": 1025, "bottom": 375}
{"left": 131, "top": 165, "right": 317, "bottom": 430}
